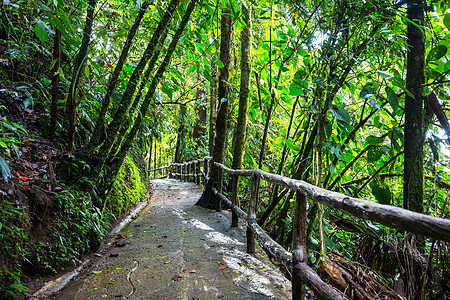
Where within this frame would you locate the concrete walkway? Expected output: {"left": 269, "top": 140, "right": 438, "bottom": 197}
{"left": 57, "top": 179, "right": 291, "bottom": 299}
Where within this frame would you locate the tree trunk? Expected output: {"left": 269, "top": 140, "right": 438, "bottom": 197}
{"left": 196, "top": 6, "right": 232, "bottom": 210}
{"left": 230, "top": 5, "right": 251, "bottom": 227}
{"left": 403, "top": 0, "right": 424, "bottom": 213}
{"left": 98, "top": 0, "right": 198, "bottom": 197}
{"left": 84, "top": 2, "right": 149, "bottom": 153}
{"left": 175, "top": 105, "right": 187, "bottom": 163}
{"left": 49, "top": 29, "right": 61, "bottom": 140}
{"left": 66, "top": 0, "right": 97, "bottom": 149}
{"left": 209, "top": 63, "right": 218, "bottom": 156}
{"left": 92, "top": 0, "right": 179, "bottom": 178}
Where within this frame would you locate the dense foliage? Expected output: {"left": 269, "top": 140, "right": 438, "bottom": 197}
{"left": 1, "top": 0, "right": 450, "bottom": 298}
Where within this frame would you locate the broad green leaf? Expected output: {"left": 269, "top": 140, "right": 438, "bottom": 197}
{"left": 444, "top": 60, "right": 450, "bottom": 72}
{"left": 444, "top": 13, "right": 450, "bottom": 31}
{"left": 365, "top": 135, "right": 384, "bottom": 145}
{"left": 385, "top": 86, "right": 399, "bottom": 113}
{"left": 427, "top": 45, "right": 447, "bottom": 61}
{"left": 285, "top": 139, "right": 300, "bottom": 152}
{"left": 288, "top": 82, "right": 303, "bottom": 96}
{"left": 370, "top": 183, "right": 391, "bottom": 205}
{"left": 34, "top": 22, "right": 48, "bottom": 43}
{"left": 367, "top": 146, "right": 383, "bottom": 162}
{"left": 84, "top": 65, "right": 89, "bottom": 78}
{"left": 214, "top": 58, "right": 224, "bottom": 69}
{"left": 275, "top": 136, "right": 284, "bottom": 147}
{"left": 330, "top": 105, "right": 350, "bottom": 124}
{"left": 0, "top": 156, "right": 12, "bottom": 183}
{"left": 378, "top": 70, "right": 392, "bottom": 79}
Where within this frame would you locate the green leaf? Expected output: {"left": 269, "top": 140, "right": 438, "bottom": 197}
{"left": 285, "top": 139, "right": 301, "bottom": 152}
{"left": 214, "top": 58, "right": 224, "bottom": 69}
{"left": 444, "top": 13, "right": 450, "bottom": 31}
{"left": 0, "top": 156, "right": 12, "bottom": 182}
{"left": 34, "top": 22, "right": 48, "bottom": 43}
{"left": 444, "top": 60, "right": 450, "bottom": 72}
{"left": 370, "top": 183, "right": 391, "bottom": 205}
{"left": 330, "top": 105, "right": 350, "bottom": 124}
{"left": 378, "top": 70, "right": 392, "bottom": 79}
{"left": 428, "top": 45, "right": 447, "bottom": 61}
{"left": 84, "top": 65, "right": 90, "bottom": 78}
{"left": 367, "top": 146, "right": 383, "bottom": 163}
{"left": 365, "top": 135, "right": 384, "bottom": 145}
{"left": 385, "top": 86, "right": 399, "bottom": 113}
{"left": 288, "top": 82, "right": 303, "bottom": 96}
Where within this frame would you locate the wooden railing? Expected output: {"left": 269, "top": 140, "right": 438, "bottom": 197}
{"left": 148, "top": 157, "right": 211, "bottom": 184}
{"left": 154, "top": 157, "right": 450, "bottom": 299}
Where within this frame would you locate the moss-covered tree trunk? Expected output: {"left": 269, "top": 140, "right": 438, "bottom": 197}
{"left": 91, "top": 0, "right": 179, "bottom": 178}
{"left": 403, "top": 0, "right": 424, "bottom": 213}
{"left": 209, "top": 63, "right": 218, "bottom": 156}
{"left": 196, "top": 6, "right": 232, "bottom": 210}
{"left": 84, "top": 2, "right": 150, "bottom": 153}
{"left": 175, "top": 105, "right": 187, "bottom": 163}
{"left": 230, "top": 5, "right": 251, "bottom": 226}
{"left": 66, "top": 0, "right": 97, "bottom": 149}
{"left": 99, "top": 0, "right": 198, "bottom": 197}
{"left": 49, "top": 28, "right": 61, "bottom": 140}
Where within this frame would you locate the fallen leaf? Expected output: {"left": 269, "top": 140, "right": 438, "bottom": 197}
{"left": 18, "top": 176, "right": 29, "bottom": 181}
{"left": 116, "top": 234, "right": 127, "bottom": 239}
{"left": 101, "top": 295, "right": 107, "bottom": 298}
{"left": 219, "top": 265, "right": 228, "bottom": 270}
{"left": 168, "top": 296, "right": 176, "bottom": 300}
{"left": 172, "top": 274, "right": 182, "bottom": 281}
{"left": 92, "top": 271, "right": 102, "bottom": 274}
{"left": 157, "top": 245, "right": 163, "bottom": 248}
{"left": 108, "top": 280, "right": 115, "bottom": 284}
{"left": 164, "top": 260, "right": 171, "bottom": 264}
{"left": 262, "top": 268, "right": 267, "bottom": 271}
{"left": 143, "top": 211, "right": 149, "bottom": 214}
{"left": 189, "top": 269, "right": 196, "bottom": 273}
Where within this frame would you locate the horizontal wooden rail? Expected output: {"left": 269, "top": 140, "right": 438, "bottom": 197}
{"left": 213, "top": 161, "right": 450, "bottom": 299}
{"left": 215, "top": 162, "right": 450, "bottom": 242}
{"left": 149, "top": 157, "right": 212, "bottom": 184}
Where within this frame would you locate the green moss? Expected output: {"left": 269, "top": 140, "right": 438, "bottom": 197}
{"left": 104, "top": 156, "right": 147, "bottom": 219}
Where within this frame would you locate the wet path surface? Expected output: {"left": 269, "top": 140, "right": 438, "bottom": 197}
{"left": 57, "top": 179, "right": 291, "bottom": 299}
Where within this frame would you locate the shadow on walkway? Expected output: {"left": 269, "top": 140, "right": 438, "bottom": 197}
{"left": 57, "top": 179, "right": 291, "bottom": 299}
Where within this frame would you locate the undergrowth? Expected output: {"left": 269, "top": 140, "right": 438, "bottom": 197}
{"left": 0, "top": 155, "right": 148, "bottom": 299}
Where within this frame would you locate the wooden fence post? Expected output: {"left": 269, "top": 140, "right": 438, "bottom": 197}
{"left": 196, "top": 161, "right": 200, "bottom": 184}
{"left": 292, "top": 191, "right": 307, "bottom": 300}
{"left": 231, "top": 174, "right": 239, "bottom": 228}
{"left": 247, "top": 173, "right": 259, "bottom": 254}
{"left": 204, "top": 159, "right": 209, "bottom": 185}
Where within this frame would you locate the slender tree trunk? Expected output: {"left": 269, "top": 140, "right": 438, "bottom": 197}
{"left": 99, "top": 0, "right": 198, "bottom": 196}
{"left": 403, "top": 0, "right": 424, "bottom": 213}
{"left": 84, "top": 2, "right": 150, "bottom": 153}
{"left": 196, "top": 6, "right": 232, "bottom": 210}
{"left": 92, "top": 0, "right": 179, "bottom": 178}
{"left": 230, "top": 5, "right": 251, "bottom": 227}
{"left": 113, "top": 29, "right": 169, "bottom": 152}
{"left": 209, "top": 63, "right": 218, "bottom": 156}
{"left": 66, "top": 0, "right": 97, "bottom": 149}
{"left": 175, "top": 105, "right": 187, "bottom": 163}
{"left": 49, "top": 29, "right": 61, "bottom": 140}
